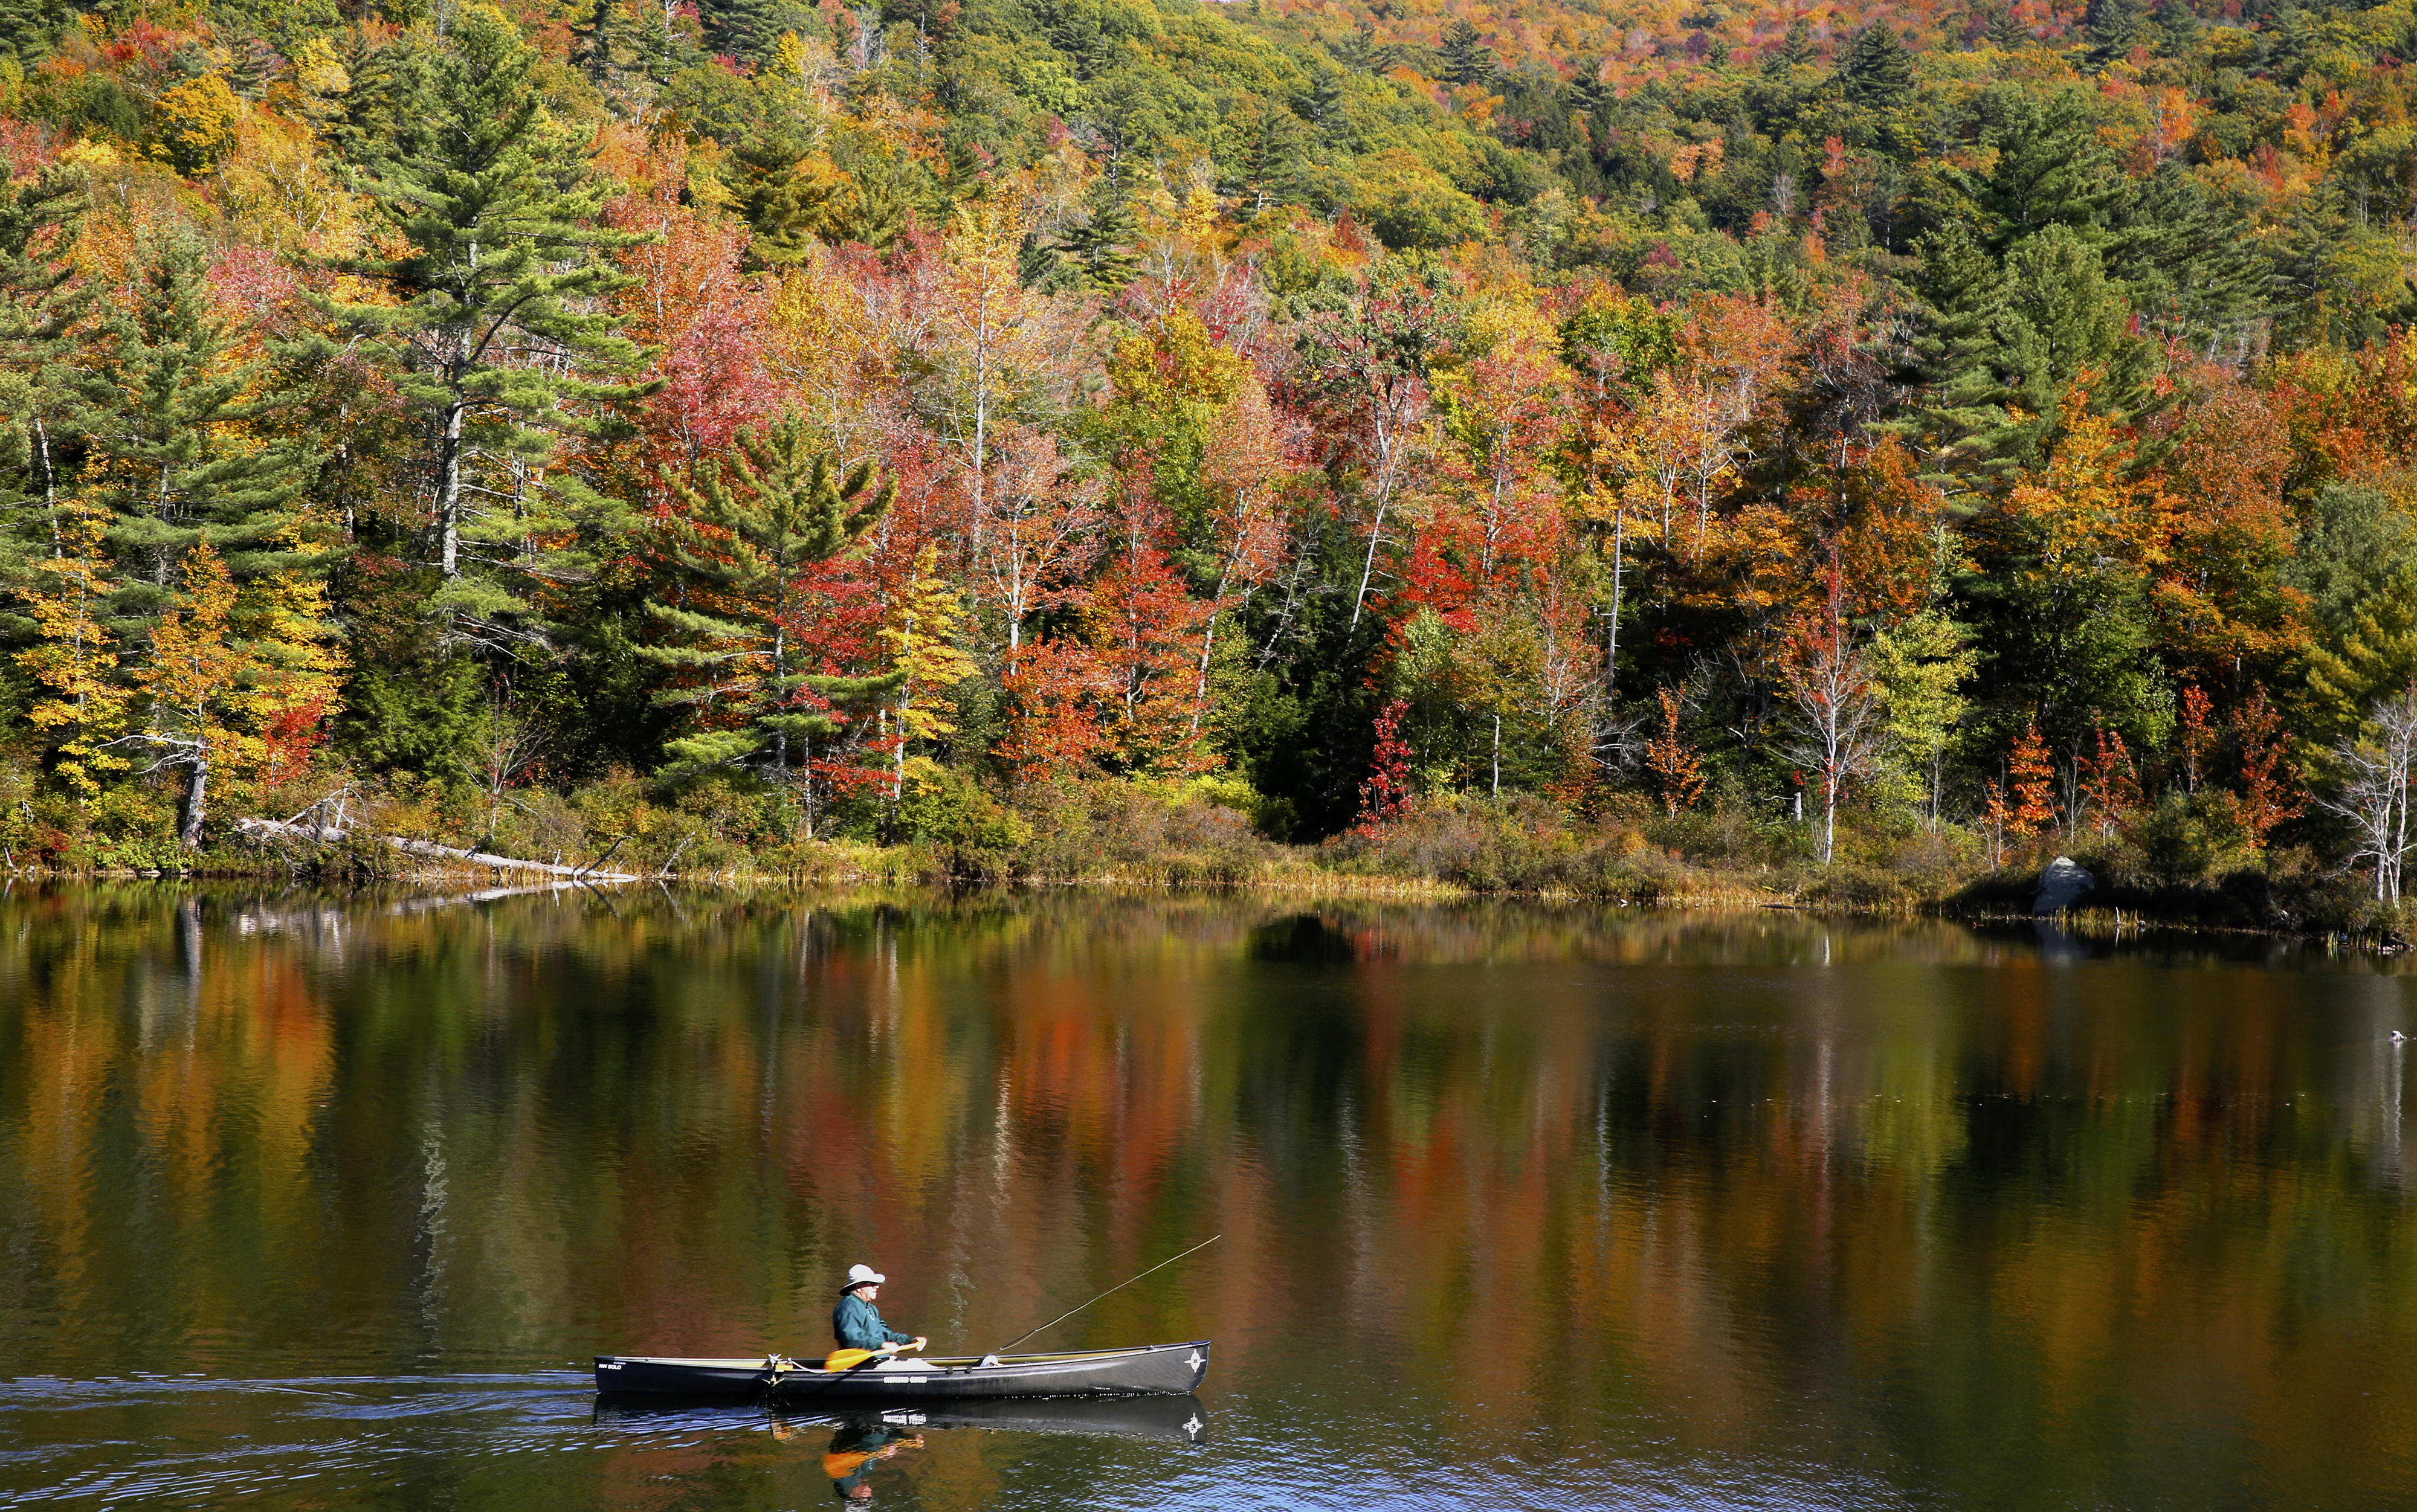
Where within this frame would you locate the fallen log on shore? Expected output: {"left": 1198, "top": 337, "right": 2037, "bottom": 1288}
{"left": 235, "top": 817, "right": 641, "bottom": 883}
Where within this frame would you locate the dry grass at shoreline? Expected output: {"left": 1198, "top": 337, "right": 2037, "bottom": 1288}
{"left": 10, "top": 777, "right": 2407, "bottom": 950}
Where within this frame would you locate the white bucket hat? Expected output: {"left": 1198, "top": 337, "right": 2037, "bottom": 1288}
{"left": 843, "top": 1264, "right": 886, "bottom": 1291}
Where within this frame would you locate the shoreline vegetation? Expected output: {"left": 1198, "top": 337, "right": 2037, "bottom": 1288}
{"left": 10, "top": 773, "right": 2405, "bottom": 950}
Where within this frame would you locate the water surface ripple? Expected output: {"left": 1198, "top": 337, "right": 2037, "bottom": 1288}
{"left": 2, "top": 886, "right": 2413, "bottom": 1508}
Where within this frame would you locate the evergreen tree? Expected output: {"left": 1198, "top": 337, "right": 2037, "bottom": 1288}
{"left": 1839, "top": 24, "right": 1915, "bottom": 112}
{"left": 729, "top": 132, "right": 859, "bottom": 262}
{"left": 91, "top": 227, "right": 315, "bottom": 624}
{"left": 642, "top": 416, "right": 896, "bottom": 788}
{"left": 1441, "top": 20, "right": 1498, "bottom": 88}
{"left": 2148, "top": 0, "right": 2198, "bottom": 56}
{"left": 314, "top": 5, "right": 654, "bottom": 613}
{"left": 1766, "top": 18, "right": 1818, "bottom": 72}
{"left": 571, "top": 0, "right": 632, "bottom": 86}
{"left": 0, "top": 0, "right": 68, "bottom": 63}
{"left": 1983, "top": 7, "right": 2030, "bottom": 50}
{"left": 2271, "top": 178, "right": 2407, "bottom": 348}
{"left": 2085, "top": 0, "right": 2148, "bottom": 64}
{"left": 1219, "top": 93, "right": 1312, "bottom": 215}
{"left": 1937, "top": 86, "right": 2126, "bottom": 253}
{"left": 0, "top": 164, "right": 89, "bottom": 589}
{"left": 830, "top": 150, "right": 918, "bottom": 250}
{"left": 1055, "top": 178, "right": 1141, "bottom": 291}
{"left": 699, "top": 0, "right": 792, "bottom": 65}
{"left": 1915, "top": 221, "right": 2158, "bottom": 476}
{"left": 1332, "top": 21, "right": 1381, "bottom": 72}
{"left": 2106, "top": 164, "right": 2273, "bottom": 358}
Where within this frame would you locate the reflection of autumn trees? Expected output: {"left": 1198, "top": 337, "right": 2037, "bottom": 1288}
{"left": 2, "top": 889, "right": 2414, "bottom": 1496}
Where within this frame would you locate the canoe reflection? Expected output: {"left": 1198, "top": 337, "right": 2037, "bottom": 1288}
{"left": 592, "top": 1390, "right": 1212, "bottom": 1446}
{"left": 818, "top": 1419, "right": 921, "bottom": 1501}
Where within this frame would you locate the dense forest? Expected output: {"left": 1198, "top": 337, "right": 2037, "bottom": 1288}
{"left": 0, "top": 0, "right": 2411, "bottom": 912}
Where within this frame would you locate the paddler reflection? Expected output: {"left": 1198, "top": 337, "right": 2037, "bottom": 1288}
{"left": 820, "top": 1419, "right": 923, "bottom": 1501}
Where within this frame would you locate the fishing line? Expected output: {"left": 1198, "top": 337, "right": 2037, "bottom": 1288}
{"left": 989, "top": 1234, "right": 1221, "bottom": 1357}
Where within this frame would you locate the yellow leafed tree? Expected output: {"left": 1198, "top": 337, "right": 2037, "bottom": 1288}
{"left": 880, "top": 542, "right": 979, "bottom": 806}
{"left": 121, "top": 542, "right": 344, "bottom": 848}
{"left": 17, "top": 503, "right": 131, "bottom": 798}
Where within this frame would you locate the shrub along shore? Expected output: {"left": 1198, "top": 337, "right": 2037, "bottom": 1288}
{"left": 10, "top": 773, "right": 2402, "bottom": 948}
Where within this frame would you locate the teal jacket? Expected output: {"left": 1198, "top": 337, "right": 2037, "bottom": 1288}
{"left": 833, "top": 1292, "right": 914, "bottom": 1352}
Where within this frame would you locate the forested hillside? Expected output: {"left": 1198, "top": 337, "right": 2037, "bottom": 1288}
{"left": 0, "top": 0, "right": 2412, "bottom": 910}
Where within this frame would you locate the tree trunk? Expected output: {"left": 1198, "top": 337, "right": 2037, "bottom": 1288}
{"left": 1350, "top": 495, "right": 1390, "bottom": 631}
{"left": 1604, "top": 504, "right": 1624, "bottom": 704}
{"left": 1349, "top": 397, "right": 1404, "bottom": 631}
{"left": 179, "top": 754, "right": 208, "bottom": 849}
{"left": 437, "top": 397, "right": 466, "bottom": 576}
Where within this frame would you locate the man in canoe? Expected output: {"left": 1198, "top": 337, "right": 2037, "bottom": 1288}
{"left": 833, "top": 1264, "right": 928, "bottom": 1364}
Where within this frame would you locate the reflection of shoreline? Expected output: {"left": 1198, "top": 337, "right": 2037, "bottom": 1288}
{"left": 8, "top": 886, "right": 2415, "bottom": 1510}
{"left": 593, "top": 1391, "right": 1210, "bottom": 1445}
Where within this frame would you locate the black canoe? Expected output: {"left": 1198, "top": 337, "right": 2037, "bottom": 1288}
{"left": 593, "top": 1340, "right": 1210, "bottom": 1400}
{"left": 592, "top": 1391, "right": 1212, "bottom": 1444}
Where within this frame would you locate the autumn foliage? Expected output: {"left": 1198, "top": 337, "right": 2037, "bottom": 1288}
{"left": 0, "top": 0, "right": 2408, "bottom": 904}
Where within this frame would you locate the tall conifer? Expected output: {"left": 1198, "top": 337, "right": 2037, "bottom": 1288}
{"left": 642, "top": 416, "right": 896, "bottom": 784}
{"left": 0, "top": 165, "right": 89, "bottom": 579}
{"left": 92, "top": 227, "right": 314, "bottom": 623}
{"left": 314, "top": 5, "right": 654, "bottom": 605}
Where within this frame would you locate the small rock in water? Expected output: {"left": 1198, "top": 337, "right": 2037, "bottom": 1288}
{"left": 2034, "top": 856, "right": 2094, "bottom": 916}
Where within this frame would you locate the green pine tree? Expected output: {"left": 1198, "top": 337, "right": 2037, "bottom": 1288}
{"left": 1984, "top": 7, "right": 2030, "bottom": 50}
{"left": 641, "top": 416, "right": 897, "bottom": 795}
{"left": 1766, "top": 18, "right": 1818, "bottom": 73}
{"left": 572, "top": 0, "right": 633, "bottom": 86}
{"left": 2085, "top": 0, "right": 2148, "bottom": 65}
{"left": 0, "top": 0, "right": 69, "bottom": 63}
{"left": 2106, "top": 164, "right": 2274, "bottom": 359}
{"left": 729, "top": 132, "right": 860, "bottom": 262}
{"left": 89, "top": 227, "right": 317, "bottom": 627}
{"left": 0, "top": 164, "right": 89, "bottom": 546}
{"left": 1219, "top": 93, "right": 1312, "bottom": 215}
{"left": 1937, "top": 86, "right": 2127, "bottom": 253}
{"left": 699, "top": 0, "right": 791, "bottom": 65}
{"left": 1056, "top": 178, "right": 1142, "bottom": 292}
{"left": 1914, "top": 220, "right": 2158, "bottom": 477}
{"left": 1839, "top": 24, "right": 1915, "bottom": 112}
{"left": 312, "top": 5, "right": 656, "bottom": 617}
{"left": 1441, "top": 20, "right": 1498, "bottom": 88}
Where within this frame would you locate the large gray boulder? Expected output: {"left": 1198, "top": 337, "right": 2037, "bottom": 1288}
{"left": 2033, "top": 856, "right": 2095, "bottom": 915}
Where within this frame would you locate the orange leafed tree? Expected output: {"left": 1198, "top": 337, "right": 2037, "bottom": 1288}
{"left": 998, "top": 636, "right": 1117, "bottom": 783}
{"left": 2076, "top": 724, "right": 2141, "bottom": 841}
{"left": 2002, "top": 391, "right": 2172, "bottom": 590}
{"left": 2227, "top": 689, "right": 2305, "bottom": 850}
{"left": 1644, "top": 686, "right": 1706, "bottom": 816}
{"left": 2146, "top": 382, "right": 2305, "bottom": 681}
{"left": 1085, "top": 531, "right": 1215, "bottom": 777}
{"left": 1190, "top": 377, "right": 1295, "bottom": 728}
{"left": 2007, "top": 722, "right": 2059, "bottom": 843}
{"left": 2178, "top": 684, "right": 2216, "bottom": 794}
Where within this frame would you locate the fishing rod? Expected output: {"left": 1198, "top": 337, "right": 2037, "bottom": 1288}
{"left": 987, "top": 1234, "right": 1221, "bottom": 1358}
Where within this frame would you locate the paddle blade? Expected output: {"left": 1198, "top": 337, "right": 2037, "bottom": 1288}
{"left": 822, "top": 1348, "right": 877, "bottom": 1372}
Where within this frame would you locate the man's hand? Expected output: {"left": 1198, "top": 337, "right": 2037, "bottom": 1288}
{"left": 878, "top": 1342, "right": 899, "bottom": 1356}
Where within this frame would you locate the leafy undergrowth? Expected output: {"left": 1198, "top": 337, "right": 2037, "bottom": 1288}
{"left": 19, "top": 772, "right": 2414, "bottom": 947}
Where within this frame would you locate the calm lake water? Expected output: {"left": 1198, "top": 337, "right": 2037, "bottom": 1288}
{"left": 2, "top": 886, "right": 2414, "bottom": 1510}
